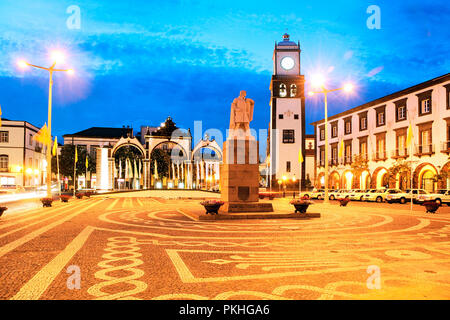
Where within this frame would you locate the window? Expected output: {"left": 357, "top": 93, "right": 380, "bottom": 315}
{"left": 445, "top": 84, "right": 450, "bottom": 110}
{"left": 0, "top": 131, "right": 8, "bottom": 143}
{"left": 279, "top": 83, "right": 287, "bottom": 97}
{"left": 358, "top": 137, "right": 368, "bottom": 160}
{"left": 394, "top": 98, "right": 407, "bottom": 122}
{"left": 331, "top": 122, "right": 338, "bottom": 138}
{"left": 286, "top": 161, "right": 291, "bottom": 172}
{"left": 319, "top": 126, "right": 325, "bottom": 141}
{"left": 0, "top": 155, "right": 8, "bottom": 172}
{"left": 344, "top": 141, "right": 352, "bottom": 163}
{"left": 344, "top": 117, "right": 352, "bottom": 135}
{"left": 421, "top": 99, "right": 431, "bottom": 114}
{"left": 396, "top": 130, "right": 407, "bottom": 157}
{"left": 376, "top": 134, "right": 386, "bottom": 159}
{"left": 417, "top": 90, "right": 432, "bottom": 116}
{"left": 331, "top": 144, "right": 338, "bottom": 164}
{"left": 282, "top": 129, "right": 295, "bottom": 143}
{"left": 294, "top": 114, "right": 299, "bottom": 120}
{"left": 290, "top": 84, "right": 297, "bottom": 97}
{"left": 375, "top": 106, "right": 386, "bottom": 127}
{"left": 278, "top": 114, "right": 284, "bottom": 120}
{"left": 29, "top": 133, "right": 33, "bottom": 146}
{"left": 359, "top": 112, "right": 368, "bottom": 131}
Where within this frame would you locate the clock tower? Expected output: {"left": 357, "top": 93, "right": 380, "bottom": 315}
{"left": 269, "top": 33, "right": 305, "bottom": 187}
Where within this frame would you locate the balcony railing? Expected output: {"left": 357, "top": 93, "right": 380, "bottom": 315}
{"left": 441, "top": 141, "right": 450, "bottom": 153}
{"left": 344, "top": 155, "right": 352, "bottom": 164}
{"left": 414, "top": 144, "right": 435, "bottom": 156}
{"left": 391, "top": 148, "right": 409, "bottom": 158}
{"left": 372, "top": 151, "right": 387, "bottom": 161}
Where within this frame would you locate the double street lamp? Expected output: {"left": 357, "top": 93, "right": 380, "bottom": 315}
{"left": 308, "top": 75, "right": 354, "bottom": 204}
{"left": 17, "top": 51, "right": 74, "bottom": 198}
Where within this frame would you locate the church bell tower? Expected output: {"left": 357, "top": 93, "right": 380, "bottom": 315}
{"left": 269, "top": 33, "right": 305, "bottom": 187}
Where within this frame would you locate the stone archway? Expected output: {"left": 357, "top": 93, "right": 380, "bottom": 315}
{"left": 360, "top": 170, "right": 370, "bottom": 190}
{"left": 342, "top": 170, "right": 353, "bottom": 190}
{"left": 413, "top": 162, "right": 438, "bottom": 192}
{"left": 438, "top": 161, "right": 450, "bottom": 189}
{"left": 192, "top": 138, "right": 223, "bottom": 191}
{"left": 316, "top": 172, "right": 325, "bottom": 188}
{"left": 371, "top": 167, "right": 388, "bottom": 189}
{"left": 329, "top": 171, "right": 341, "bottom": 189}
{"left": 150, "top": 140, "right": 189, "bottom": 189}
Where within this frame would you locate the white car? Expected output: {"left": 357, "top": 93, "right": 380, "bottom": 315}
{"left": 386, "top": 189, "right": 429, "bottom": 204}
{"left": 349, "top": 189, "right": 369, "bottom": 201}
{"left": 328, "top": 189, "right": 342, "bottom": 200}
{"left": 364, "top": 189, "right": 402, "bottom": 203}
{"left": 417, "top": 189, "right": 450, "bottom": 205}
{"left": 301, "top": 189, "right": 324, "bottom": 200}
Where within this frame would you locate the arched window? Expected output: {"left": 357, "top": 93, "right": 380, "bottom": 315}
{"left": 0, "top": 155, "right": 8, "bottom": 172}
{"left": 290, "top": 84, "right": 297, "bottom": 97}
{"left": 279, "top": 83, "right": 287, "bottom": 97}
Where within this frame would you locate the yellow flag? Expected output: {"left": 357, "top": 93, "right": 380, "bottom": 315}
{"left": 52, "top": 137, "right": 57, "bottom": 156}
{"left": 74, "top": 147, "right": 78, "bottom": 163}
{"left": 33, "top": 123, "right": 52, "bottom": 146}
{"left": 0, "top": 104, "right": 2, "bottom": 127}
{"left": 85, "top": 156, "right": 88, "bottom": 169}
{"left": 298, "top": 148, "right": 304, "bottom": 163}
{"left": 406, "top": 124, "right": 413, "bottom": 148}
{"left": 338, "top": 139, "right": 344, "bottom": 159}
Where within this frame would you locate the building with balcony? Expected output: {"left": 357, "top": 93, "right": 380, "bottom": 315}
{"left": 311, "top": 73, "right": 450, "bottom": 192}
{"left": 0, "top": 119, "right": 47, "bottom": 189}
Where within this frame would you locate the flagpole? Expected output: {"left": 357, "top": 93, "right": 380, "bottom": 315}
{"left": 56, "top": 141, "right": 61, "bottom": 198}
{"left": 73, "top": 146, "right": 77, "bottom": 197}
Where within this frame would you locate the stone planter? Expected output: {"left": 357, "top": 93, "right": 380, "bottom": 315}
{"left": 422, "top": 201, "right": 440, "bottom": 213}
{"left": 60, "top": 195, "right": 71, "bottom": 203}
{"left": 338, "top": 198, "right": 350, "bottom": 207}
{"left": 75, "top": 193, "right": 84, "bottom": 199}
{"left": 41, "top": 198, "right": 53, "bottom": 207}
{"left": 0, "top": 207, "right": 7, "bottom": 217}
{"left": 290, "top": 200, "right": 313, "bottom": 213}
{"left": 200, "top": 200, "right": 224, "bottom": 215}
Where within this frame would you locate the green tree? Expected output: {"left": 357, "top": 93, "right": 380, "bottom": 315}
{"left": 52, "top": 145, "right": 96, "bottom": 182}
{"left": 386, "top": 159, "right": 411, "bottom": 190}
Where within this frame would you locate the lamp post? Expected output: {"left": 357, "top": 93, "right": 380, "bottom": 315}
{"left": 17, "top": 52, "right": 74, "bottom": 198}
{"left": 309, "top": 77, "right": 353, "bottom": 204}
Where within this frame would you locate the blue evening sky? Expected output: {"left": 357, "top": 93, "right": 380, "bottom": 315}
{"left": 0, "top": 0, "right": 449, "bottom": 154}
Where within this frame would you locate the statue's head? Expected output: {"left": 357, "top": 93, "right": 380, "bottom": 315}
{"left": 239, "top": 90, "right": 246, "bottom": 97}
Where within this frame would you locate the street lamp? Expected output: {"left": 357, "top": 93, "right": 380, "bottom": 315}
{"left": 308, "top": 75, "right": 354, "bottom": 204}
{"left": 17, "top": 51, "right": 74, "bottom": 198}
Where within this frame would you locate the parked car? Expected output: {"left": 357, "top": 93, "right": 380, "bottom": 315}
{"left": 328, "top": 189, "right": 341, "bottom": 200}
{"left": 417, "top": 189, "right": 450, "bottom": 205}
{"left": 301, "top": 189, "right": 324, "bottom": 200}
{"left": 339, "top": 189, "right": 355, "bottom": 199}
{"left": 364, "top": 189, "right": 402, "bottom": 203}
{"left": 0, "top": 185, "right": 25, "bottom": 194}
{"left": 386, "top": 189, "right": 429, "bottom": 204}
{"left": 349, "top": 189, "right": 369, "bottom": 201}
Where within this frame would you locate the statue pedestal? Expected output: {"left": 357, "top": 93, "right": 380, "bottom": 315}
{"left": 220, "top": 137, "right": 273, "bottom": 213}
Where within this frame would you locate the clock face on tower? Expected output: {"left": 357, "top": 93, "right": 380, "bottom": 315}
{"left": 280, "top": 56, "right": 295, "bottom": 70}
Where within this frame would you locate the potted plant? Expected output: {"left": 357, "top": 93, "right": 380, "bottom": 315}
{"left": 200, "top": 200, "right": 224, "bottom": 215}
{"left": 290, "top": 197, "right": 313, "bottom": 213}
{"left": 41, "top": 198, "right": 53, "bottom": 207}
{"left": 75, "top": 193, "right": 84, "bottom": 199}
{"left": 422, "top": 201, "right": 440, "bottom": 213}
{"left": 0, "top": 206, "right": 7, "bottom": 217}
{"left": 85, "top": 192, "right": 92, "bottom": 198}
{"left": 337, "top": 197, "right": 350, "bottom": 207}
{"left": 60, "top": 195, "right": 71, "bottom": 203}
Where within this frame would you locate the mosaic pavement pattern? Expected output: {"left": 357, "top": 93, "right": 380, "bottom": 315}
{"left": 0, "top": 195, "right": 450, "bottom": 300}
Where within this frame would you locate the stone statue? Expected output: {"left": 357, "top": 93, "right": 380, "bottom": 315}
{"left": 229, "top": 90, "right": 254, "bottom": 137}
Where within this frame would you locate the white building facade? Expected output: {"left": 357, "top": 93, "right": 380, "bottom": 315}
{"left": 312, "top": 73, "right": 450, "bottom": 192}
{"left": 0, "top": 119, "right": 47, "bottom": 189}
